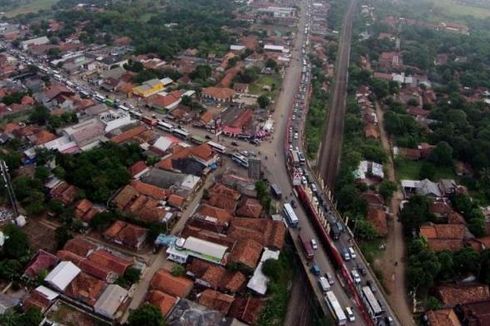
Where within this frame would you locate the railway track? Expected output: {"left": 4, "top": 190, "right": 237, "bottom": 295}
{"left": 317, "top": 0, "right": 356, "bottom": 189}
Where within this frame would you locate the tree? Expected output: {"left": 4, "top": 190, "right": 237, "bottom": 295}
{"left": 3, "top": 224, "right": 29, "bottom": 259}
{"left": 400, "top": 195, "right": 433, "bottom": 236}
{"left": 171, "top": 264, "right": 185, "bottom": 277}
{"left": 29, "top": 105, "right": 50, "bottom": 125}
{"left": 355, "top": 219, "right": 378, "bottom": 240}
{"left": 378, "top": 180, "right": 397, "bottom": 201}
{"left": 128, "top": 304, "right": 165, "bottom": 326}
{"left": 55, "top": 225, "right": 73, "bottom": 250}
{"left": 189, "top": 64, "right": 212, "bottom": 81}
{"left": 428, "top": 141, "right": 453, "bottom": 167}
{"left": 181, "top": 95, "right": 192, "bottom": 107}
{"left": 265, "top": 58, "right": 277, "bottom": 70}
{"left": 257, "top": 95, "right": 271, "bottom": 109}
{"left": 262, "top": 258, "right": 281, "bottom": 281}
{"left": 453, "top": 247, "right": 480, "bottom": 277}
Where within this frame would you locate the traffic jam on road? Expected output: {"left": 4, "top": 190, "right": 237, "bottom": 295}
{"left": 279, "top": 2, "right": 396, "bottom": 326}
{"left": 1, "top": 2, "right": 394, "bottom": 324}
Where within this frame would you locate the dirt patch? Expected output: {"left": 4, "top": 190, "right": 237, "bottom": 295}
{"left": 23, "top": 217, "right": 58, "bottom": 252}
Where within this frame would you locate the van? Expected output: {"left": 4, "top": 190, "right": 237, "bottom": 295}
{"left": 351, "top": 269, "right": 361, "bottom": 284}
{"left": 311, "top": 239, "right": 318, "bottom": 250}
{"left": 325, "top": 272, "right": 335, "bottom": 285}
{"left": 348, "top": 247, "right": 356, "bottom": 259}
{"left": 318, "top": 276, "right": 330, "bottom": 292}
{"left": 345, "top": 307, "right": 355, "bottom": 322}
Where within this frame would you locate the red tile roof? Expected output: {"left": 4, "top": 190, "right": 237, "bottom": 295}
{"left": 146, "top": 290, "right": 177, "bottom": 317}
{"left": 130, "top": 180, "right": 167, "bottom": 200}
{"left": 228, "top": 218, "right": 286, "bottom": 250}
{"left": 24, "top": 250, "right": 59, "bottom": 279}
{"left": 64, "top": 272, "right": 105, "bottom": 306}
{"left": 111, "top": 125, "right": 147, "bottom": 144}
{"left": 197, "top": 204, "right": 233, "bottom": 226}
{"left": 426, "top": 309, "right": 461, "bottom": 326}
{"left": 129, "top": 161, "right": 148, "bottom": 177}
{"left": 228, "top": 238, "right": 263, "bottom": 270}
{"left": 236, "top": 198, "right": 263, "bottom": 218}
{"left": 197, "top": 289, "right": 235, "bottom": 314}
{"left": 103, "top": 220, "right": 148, "bottom": 249}
{"left": 168, "top": 194, "right": 185, "bottom": 209}
{"left": 420, "top": 223, "right": 465, "bottom": 252}
{"left": 229, "top": 297, "right": 265, "bottom": 325}
{"left": 63, "top": 237, "right": 96, "bottom": 257}
{"left": 202, "top": 87, "right": 235, "bottom": 100}
{"left": 150, "top": 269, "right": 193, "bottom": 298}
{"left": 87, "top": 249, "right": 132, "bottom": 276}
{"left": 74, "top": 199, "right": 99, "bottom": 222}
{"left": 437, "top": 284, "right": 490, "bottom": 307}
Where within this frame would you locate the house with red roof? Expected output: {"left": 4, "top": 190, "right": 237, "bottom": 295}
{"left": 103, "top": 220, "right": 148, "bottom": 250}
{"left": 202, "top": 87, "right": 235, "bottom": 102}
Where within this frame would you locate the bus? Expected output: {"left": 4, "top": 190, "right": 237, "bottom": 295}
{"left": 95, "top": 93, "right": 105, "bottom": 103}
{"left": 104, "top": 98, "right": 115, "bottom": 107}
{"left": 298, "top": 233, "right": 314, "bottom": 259}
{"left": 290, "top": 150, "right": 300, "bottom": 167}
{"left": 130, "top": 110, "right": 142, "bottom": 118}
{"left": 231, "top": 153, "right": 249, "bottom": 168}
{"left": 270, "top": 184, "right": 282, "bottom": 199}
{"left": 118, "top": 105, "right": 130, "bottom": 111}
{"left": 283, "top": 203, "right": 299, "bottom": 227}
{"left": 172, "top": 128, "right": 190, "bottom": 139}
{"left": 157, "top": 121, "right": 174, "bottom": 132}
{"left": 361, "top": 286, "right": 383, "bottom": 319}
{"left": 207, "top": 141, "right": 226, "bottom": 154}
{"left": 190, "top": 135, "right": 207, "bottom": 145}
{"left": 325, "top": 291, "right": 347, "bottom": 326}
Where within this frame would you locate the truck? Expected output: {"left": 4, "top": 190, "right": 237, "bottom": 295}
{"left": 299, "top": 233, "right": 314, "bottom": 259}
{"left": 270, "top": 184, "right": 282, "bottom": 199}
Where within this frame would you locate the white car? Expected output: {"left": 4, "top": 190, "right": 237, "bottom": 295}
{"left": 311, "top": 239, "right": 318, "bottom": 250}
{"left": 348, "top": 247, "right": 356, "bottom": 259}
{"left": 345, "top": 307, "right": 355, "bottom": 322}
{"left": 301, "top": 176, "right": 307, "bottom": 185}
{"left": 351, "top": 269, "right": 361, "bottom": 284}
{"left": 294, "top": 132, "right": 299, "bottom": 140}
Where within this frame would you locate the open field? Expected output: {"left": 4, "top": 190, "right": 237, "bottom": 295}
{"left": 249, "top": 73, "right": 282, "bottom": 97}
{"left": 2, "top": 0, "right": 58, "bottom": 18}
{"left": 431, "top": 0, "right": 490, "bottom": 18}
{"left": 395, "top": 159, "right": 456, "bottom": 181}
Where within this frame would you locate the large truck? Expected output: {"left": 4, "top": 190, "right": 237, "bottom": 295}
{"left": 298, "top": 232, "right": 314, "bottom": 259}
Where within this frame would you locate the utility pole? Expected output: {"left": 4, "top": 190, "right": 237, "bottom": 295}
{"left": 0, "top": 160, "right": 18, "bottom": 217}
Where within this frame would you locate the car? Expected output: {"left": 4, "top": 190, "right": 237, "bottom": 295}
{"left": 289, "top": 144, "right": 293, "bottom": 151}
{"left": 301, "top": 176, "right": 307, "bottom": 185}
{"left": 294, "top": 133, "right": 299, "bottom": 140}
{"left": 290, "top": 199, "right": 297, "bottom": 208}
{"left": 205, "top": 135, "right": 212, "bottom": 140}
{"left": 231, "top": 141, "right": 239, "bottom": 146}
{"left": 250, "top": 139, "right": 260, "bottom": 145}
{"left": 310, "top": 263, "right": 320, "bottom": 276}
{"left": 311, "top": 183, "right": 317, "bottom": 192}
{"left": 345, "top": 307, "right": 355, "bottom": 322}
{"left": 324, "top": 272, "right": 335, "bottom": 285}
{"left": 348, "top": 247, "right": 356, "bottom": 259}
{"left": 342, "top": 248, "right": 351, "bottom": 261}
{"left": 351, "top": 269, "right": 361, "bottom": 284}
{"left": 385, "top": 316, "right": 394, "bottom": 325}
{"left": 318, "top": 276, "right": 330, "bottom": 292}
{"left": 311, "top": 239, "right": 318, "bottom": 250}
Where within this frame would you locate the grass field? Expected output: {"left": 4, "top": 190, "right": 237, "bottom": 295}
{"left": 2, "top": 0, "right": 58, "bottom": 17}
{"left": 431, "top": 0, "right": 490, "bottom": 19}
{"left": 249, "top": 73, "right": 282, "bottom": 97}
{"left": 395, "top": 159, "right": 456, "bottom": 181}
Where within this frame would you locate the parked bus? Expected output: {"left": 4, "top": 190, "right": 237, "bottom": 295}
{"left": 207, "top": 141, "right": 226, "bottom": 154}
{"left": 157, "top": 121, "right": 174, "bottom": 132}
{"left": 298, "top": 233, "right": 314, "bottom": 259}
{"left": 270, "top": 184, "right": 282, "bottom": 199}
{"left": 172, "top": 128, "right": 190, "bottom": 139}
{"left": 361, "top": 286, "right": 383, "bottom": 319}
{"left": 325, "top": 291, "right": 347, "bottom": 326}
{"left": 118, "top": 105, "right": 130, "bottom": 111}
{"left": 231, "top": 153, "right": 249, "bottom": 168}
{"left": 283, "top": 202, "right": 299, "bottom": 227}
{"left": 95, "top": 93, "right": 105, "bottom": 102}
{"left": 190, "top": 135, "right": 207, "bottom": 145}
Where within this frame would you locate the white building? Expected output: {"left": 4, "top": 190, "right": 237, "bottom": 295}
{"left": 247, "top": 248, "right": 280, "bottom": 295}
{"left": 167, "top": 237, "right": 228, "bottom": 265}
{"left": 45, "top": 261, "right": 81, "bottom": 292}
{"left": 21, "top": 36, "right": 50, "bottom": 50}
{"left": 94, "top": 284, "right": 128, "bottom": 319}
{"left": 99, "top": 110, "right": 134, "bottom": 133}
